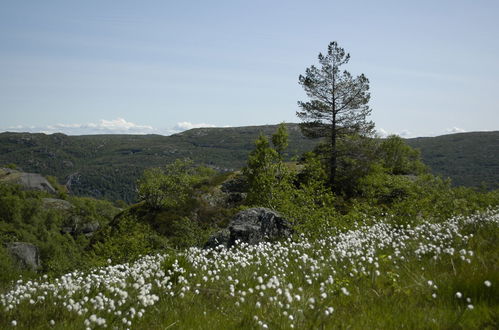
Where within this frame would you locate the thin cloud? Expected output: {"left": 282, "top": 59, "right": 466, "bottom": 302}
{"left": 375, "top": 128, "right": 389, "bottom": 138}
{"left": 445, "top": 127, "right": 466, "bottom": 134}
{"left": 173, "top": 121, "right": 217, "bottom": 131}
{"left": 376, "top": 128, "right": 414, "bottom": 138}
{"left": 5, "top": 118, "right": 157, "bottom": 135}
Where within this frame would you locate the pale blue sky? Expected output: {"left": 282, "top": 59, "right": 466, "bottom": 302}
{"left": 1, "top": 0, "right": 498, "bottom": 137}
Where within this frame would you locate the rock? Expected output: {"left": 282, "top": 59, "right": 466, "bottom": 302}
{"left": 200, "top": 174, "right": 248, "bottom": 209}
{"left": 42, "top": 198, "right": 73, "bottom": 211}
{"left": 81, "top": 221, "right": 100, "bottom": 235}
{"left": 204, "top": 228, "right": 230, "bottom": 249}
{"left": 201, "top": 189, "right": 227, "bottom": 208}
{"left": 61, "top": 215, "right": 100, "bottom": 236}
{"left": 205, "top": 208, "right": 292, "bottom": 249}
{"left": 221, "top": 174, "right": 248, "bottom": 193}
{"left": 6, "top": 242, "right": 41, "bottom": 270}
{"left": 0, "top": 168, "right": 56, "bottom": 194}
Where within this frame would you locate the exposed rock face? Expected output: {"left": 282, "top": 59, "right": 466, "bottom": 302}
{"left": 0, "top": 168, "right": 56, "bottom": 194}
{"left": 205, "top": 208, "right": 292, "bottom": 249}
{"left": 6, "top": 242, "right": 41, "bottom": 270}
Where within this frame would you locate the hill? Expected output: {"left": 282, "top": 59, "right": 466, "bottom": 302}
{"left": 0, "top": 127, "right": 497, "bottom": 202}
{"left": 406, "top": 131, "right": 499, "bottom": 190}
{"left": 0, "top": 124, "right": 318, "bottom": 202}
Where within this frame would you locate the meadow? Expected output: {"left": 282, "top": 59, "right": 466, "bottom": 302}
{"left": 1, "top": 208, "right": 498, "bottom": 329}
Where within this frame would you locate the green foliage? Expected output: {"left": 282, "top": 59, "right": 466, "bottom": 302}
{"left": 41, "top": 232, "right": 88, "bottom": 274}
{"left": 243, "top": 130, "right": 338, "bottom": 235}
{"left": 0, "top": 129, "right": 496, "bottom": 203}
{"left": 271, "top": 123, "right": 289, "bottom": 159}
{"left": 45, "top": 175, "right": 68, "bottom": 199}
{"left": 86, "top": 214, "right": 167, "bottom": 266}
{"left": 0, "top": 181, "right": 120, "bottom": 286}
{"left": 243, "top": 134, "right": 280, "bottom": 207}
{"left": 0, "top": 125, "right": 318, "bottom": 202}
{"left": 297, "top": 41, "right": 374, "bottom": 190}
{"left": 137, "top": 159, "right": 197, "bottom": 210}
{"left": 241, "top": 128, "right": 499, "bottom": 238}
{"left": 406, "top": 131, "right": 499, "bottom": 190}
{"left": 379, "top": 135, "right": 426, "bottom": 175}
{"left": 164, "top": 216, "right": 208, "bottom": 249}
{"left": 334, "top": 134, "right": 379, "bottom": 197}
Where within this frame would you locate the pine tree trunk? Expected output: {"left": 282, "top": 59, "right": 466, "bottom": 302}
{"left": 330, "top": 113, "right": 337, "bottom": 191}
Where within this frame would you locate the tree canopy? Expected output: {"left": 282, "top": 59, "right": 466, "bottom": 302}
{"left": 297, "top": 41, "right": 374, "bottom": 191}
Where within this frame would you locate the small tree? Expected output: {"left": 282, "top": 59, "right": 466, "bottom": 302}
{"left": 243, "top": 125, "right": 291, "bottom": 208}
{"left": 271, "top": 123, "right": 289, "bottom": 183}
{"left": 243, "top": 134, "right": 279, "bottom": 207}
{"left": 297, "top": 41, "right": 374, "bottom": 191}
{"left": 137, "top": 159, "right": 195, "bottom": 210}
{"left": 271, "top": 123, "right": 289, "bottom": 161}
{"left": 378, "top": 135, "right": 426, "bottom": 175}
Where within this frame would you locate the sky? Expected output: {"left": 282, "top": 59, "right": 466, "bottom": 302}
{"left": 1, "top": 0, "right": 498, "bottom": 137}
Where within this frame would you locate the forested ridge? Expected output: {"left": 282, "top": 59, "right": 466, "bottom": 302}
{"left": 1, "top": 127, "right": 497, "bottom": 202}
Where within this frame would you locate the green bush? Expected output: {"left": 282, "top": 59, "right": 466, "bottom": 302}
{"left": 86, "top": 214, "right": 169, "bottom": 266}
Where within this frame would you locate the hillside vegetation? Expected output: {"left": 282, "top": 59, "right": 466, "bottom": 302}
{"left": 1, "top": 127, "right": 498, "bottom": 202}
{"left": 407, "top": 131, "right": 499, "bottom": 190}
{"left": 1, "top": 208, "right": 498, "bottom": 329}
{"left": 1, "top": 124, "right": 499, "bottom": 329}
{"left": 0, "top": 124, "right": 317, "bottom": 202}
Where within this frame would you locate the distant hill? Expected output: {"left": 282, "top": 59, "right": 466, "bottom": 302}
{"left": 406, "top": 131, "right": 499, "bottom": 190}
{"left": 0, "top": 126, "right": 497, "bottom": 202}
{"left": 0, "top": 124, "right": 317, "bottom": 202}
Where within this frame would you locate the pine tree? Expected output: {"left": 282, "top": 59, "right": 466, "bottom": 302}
{"left": 297, "top": 41, "right": 374, "bottom": 191}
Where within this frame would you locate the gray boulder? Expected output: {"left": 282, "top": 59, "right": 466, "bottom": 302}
{"left": 61, "top": 215, "right": 100, "bottom": 236}
{"left": 205, "top": 208, "right": 292, "bottom": 249}
{"left": 6, "top": 242, "right": 41, "bottom": 270}
{"left": 0, "top": 168, "right": 56, "bottom": 194}
{"left": 81, "top": 221, "right": 100, "bottom": 235}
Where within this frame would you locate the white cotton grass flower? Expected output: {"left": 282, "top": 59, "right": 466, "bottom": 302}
{"left": 341, "top": 287, "right": 350, "bottom": 296}
{"left": 0, "top": 208, "right": 498, "bottom": 329}
{"left": 467, "top": 304, "right": 474, "bottom": 310}
{"left": 325, "top": 306, "right": 334, "bottom": 316}
{"left": 11, "top": 320, "right": 17, "bottom": 326}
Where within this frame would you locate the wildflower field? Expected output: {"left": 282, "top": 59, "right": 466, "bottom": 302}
{"left": 1, "top": 208, "right": 498, "bottom": 329}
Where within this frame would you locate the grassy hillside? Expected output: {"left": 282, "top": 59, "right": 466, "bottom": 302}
{"left": 0, "top": 127, "right": 497, "bottom": 202}
{"left": 406, "top": 131, "right": 499, "bottom": 190}
{"left": 1, "top": 208, "right": 498, "bottom": 329}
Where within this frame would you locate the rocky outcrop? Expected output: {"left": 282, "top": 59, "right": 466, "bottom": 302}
{"left": 61, "top": 215, "right": 100, "bottom": 236}
{"left": 6, "top": 242, "right": 41, "bottom": 270}
{"left": 0, "top": 168, "right": 56, "bottom": 194}
{"left": 204, "top": 228, "right": 230, "bottom": 249}
{"left": 205, "top": 208, "right": 292, "bottom": 249}
{"left": 220, "top": 175, "right": 248, "bottom": 193}
{"left": 200, "top": 174, "right": 248, "bottom": 209}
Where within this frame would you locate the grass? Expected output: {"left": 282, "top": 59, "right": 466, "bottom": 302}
{"left": 1, "top": 209, "right": 498, "bottom": 329}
